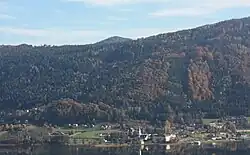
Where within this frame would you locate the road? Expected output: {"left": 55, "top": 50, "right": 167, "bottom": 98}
{"left": 237, "top": 129, "right": 250, "bottom": 133}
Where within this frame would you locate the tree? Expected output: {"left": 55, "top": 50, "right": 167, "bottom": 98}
{"left": 223, "top": 122, "right": 237, "bottom": 134}
{"left": 1, "top": 17, "right": 250, "bottom": 126}
{"left": 164, "top": 120, "right": 172, "bottom": 134}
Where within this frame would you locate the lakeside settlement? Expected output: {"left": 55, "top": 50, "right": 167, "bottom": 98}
{"left": 1, "top": 109, "right": 250, "bottom": 147}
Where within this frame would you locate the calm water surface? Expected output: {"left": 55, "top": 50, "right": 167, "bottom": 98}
{"left": 1, "top": 142, "right": 250, "bottom": 155}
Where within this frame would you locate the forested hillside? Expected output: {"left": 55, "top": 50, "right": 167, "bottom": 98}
{"left": 1, "top": 17, "right": 250, "bottom": 125}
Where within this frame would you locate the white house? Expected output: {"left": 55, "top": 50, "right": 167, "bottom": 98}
{"left": 193, "top": 141, "right": 201, "bottom": 146}
{"left": 140, "top": 134, "right": 151, "bottom": 141}
{"left": 209, "top": 122, "right": 223, "bottom": 129}
{"left": 140, "top": 140, "right": 144, "bottom": 145}
{"left": 165, "top": 134, "right": 176, "bottom": 142}
{"left": 212, "top": 137, "right": 222, "bottom": 140}
{"left": 166, "top": 145, "right": 171, "bottom": 150}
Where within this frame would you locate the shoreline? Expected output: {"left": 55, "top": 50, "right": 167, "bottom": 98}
{"left": 0, "top": 139, "right": 246, "bottom": 148}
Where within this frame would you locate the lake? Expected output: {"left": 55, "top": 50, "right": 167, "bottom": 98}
{"left": 0, "top": 142, "right": 250, "bottom": 155}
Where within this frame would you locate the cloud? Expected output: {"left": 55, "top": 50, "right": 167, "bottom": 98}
{"left": 54, "top": 9, "right": 64, "bottom": 14}
{"left": 66, "top": 0, "right": 130, "bottom": 5}
{"left": 0, "top": 1, "right": 15, "bottom": 19}
{"left": 149, "top": 8, "right": 208, "bottom": 17}
{"left": 115, "top": 27, "right": 194, "bottom": 39}
{"left": 0, "top": 1, "right": 9, "bottom": 11}
{"left": 0, "top": 27, "right": 105, "bottom": 45}
{"left": 64, "top": 0, "right": 250, "bottom": 17}
{"left": 0, "top": 27, "right": 48, "bottom": 36}
{"left": 118, "top": 8, "right": 133, "bottom": 12}
{"left": 65, "top": 0, "right": 167, "bottom": 6}
{"left": 0, "top": 27, "right": 102, "bottom": 37}
{"left": 150, "top": 0, "right": 250, "bottom": 17}
{"left": 107, "top": 16, "right": 127, "bottom": 21}
{"left": 0, "top": 26, "right": 192, "bottom": 45}
{"left": 0, "top": 14, "right": 15, "bottom": 19}
{"left": 65, "top": 0, "right": 250, "bottom": 8}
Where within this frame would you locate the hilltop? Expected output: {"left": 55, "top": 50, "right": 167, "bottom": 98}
{"left": 95, "top": 36, "right": 132, "bottom": 45}
{"left": 1, "top": 17, "right": 250, "bottom": 125}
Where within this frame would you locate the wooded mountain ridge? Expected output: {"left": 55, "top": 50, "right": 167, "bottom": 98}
{"left": 1, "top": 17, "right": 250, "bottom": 125}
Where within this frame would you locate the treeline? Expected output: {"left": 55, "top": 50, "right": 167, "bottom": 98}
{"left": 1, "top": 17, "right": 250, "bottom": 125}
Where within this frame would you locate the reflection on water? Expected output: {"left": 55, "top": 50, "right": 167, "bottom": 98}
{"left": 1, "top": 141, "right": 250, "bottom": 155}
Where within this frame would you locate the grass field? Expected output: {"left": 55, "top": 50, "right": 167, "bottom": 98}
{"left": 247, "top": 117, "right": 250, "bottom": 122}
{"left": 0, "top": 132, "right": 8, "bottom": 141}
{"left": 55, "top": 123, "right": 122, "bottom": 139}
{"left": 202, "top": 119, "right": 219, "bottom": 125}
{"left": 72, "top": 131, "right": 102, "bottom": 139}
{"left": 72, "top": 130, "right": 120, "bottom": 139}
{"left": 241, "top": 132, "right": 250, "bottom": 135}
{"left": 56, "top": 124, "right": 101, "bottom": 134}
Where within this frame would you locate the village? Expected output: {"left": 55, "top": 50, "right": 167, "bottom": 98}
{"left": 1, "top": 109, "right": 250, "bottom": 147}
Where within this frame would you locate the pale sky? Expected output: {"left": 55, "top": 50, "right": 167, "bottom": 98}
{"left": 0, "top": 0, "right": 250, "bottom": 45}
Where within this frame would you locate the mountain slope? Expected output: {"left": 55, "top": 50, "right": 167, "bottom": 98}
{"left": 1, "top": 17, "right": 250, "bottom": 125}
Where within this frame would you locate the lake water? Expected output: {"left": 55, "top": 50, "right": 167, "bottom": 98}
{"left": 1, "top": 142, "right": 250, "bottom": 155}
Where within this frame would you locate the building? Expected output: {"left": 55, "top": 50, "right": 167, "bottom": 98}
{"left": 152, "top": 135, "right": 165, "bottom": 143}
{"left": 50, "top": 131, "right": 66, "bottom": 136}
{"left": 152, "top": 134, "right": 177, "bottom": 143}
{"left": 222, "top": 116, "right": 248, "bottom": 126}
{"left": 165, "top": 134, "right": 177, "bottom": 143}
{"left": 209, "top": 122, "right": 224, "bottom": 129}
{"left": 138, "top": 127, "right": 151, "bottom": 141}
{"left": 140, "top": 134, "right": 151, "bottom": 141}
{"left": 101, "top": 124, "right": 111, "bottom": 130}
{"left": 192, "top": 141, "right": 201, "bottom": 146}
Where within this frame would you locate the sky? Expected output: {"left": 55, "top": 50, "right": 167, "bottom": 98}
{"left": 0, "top": 0, "right": 250, "bottom": 45}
